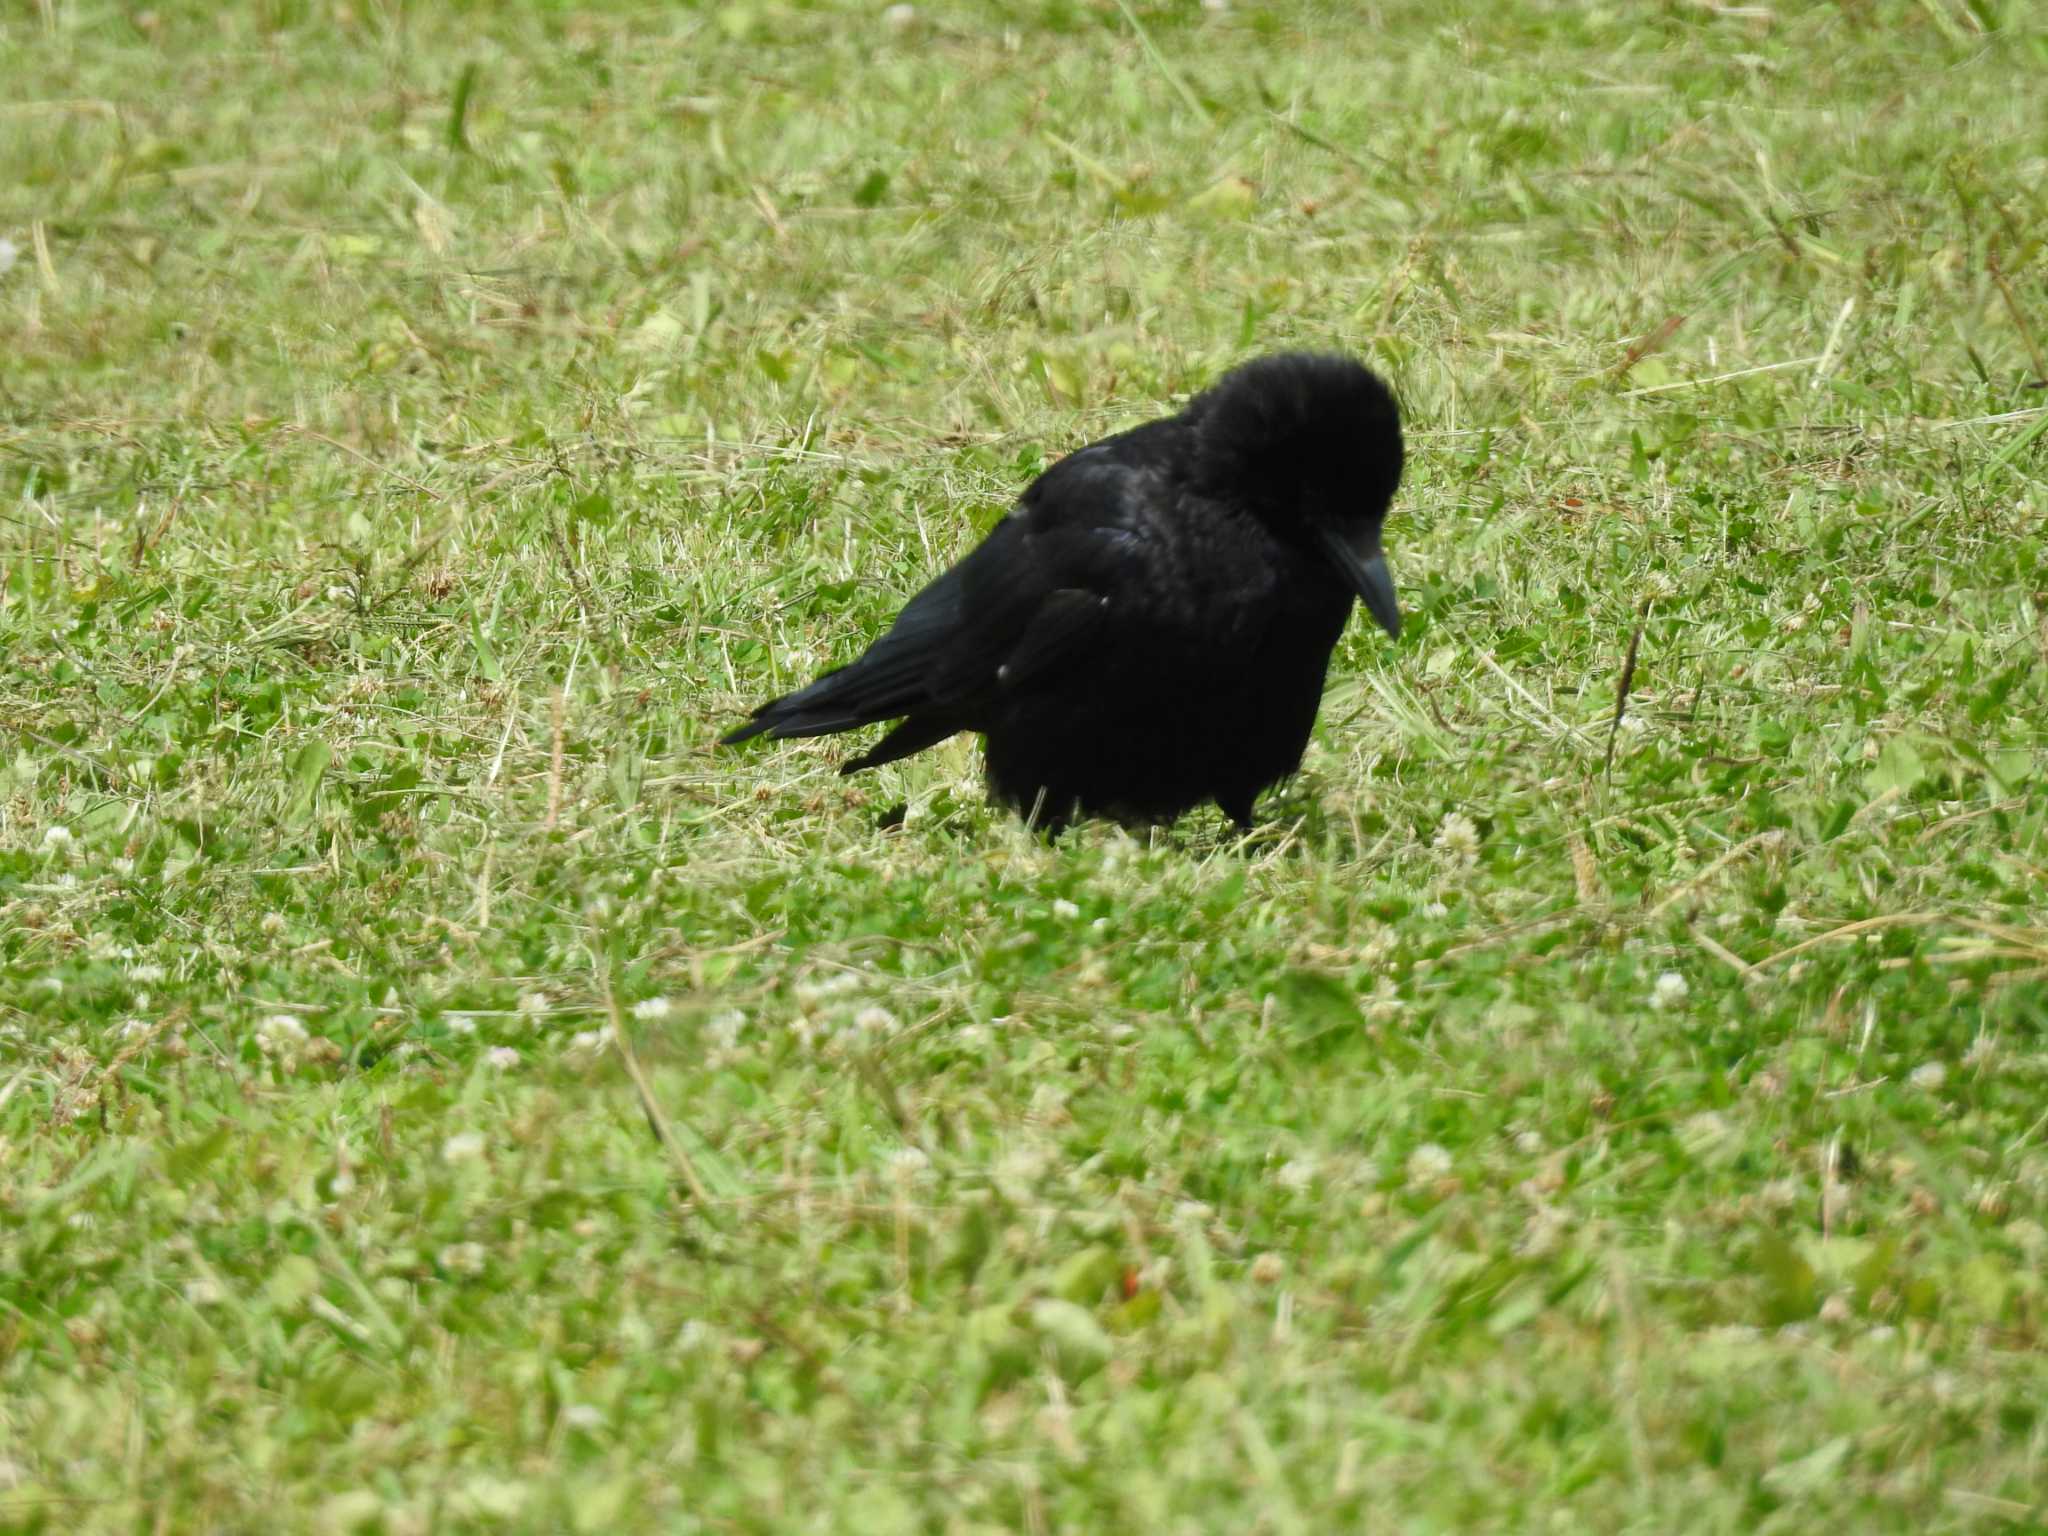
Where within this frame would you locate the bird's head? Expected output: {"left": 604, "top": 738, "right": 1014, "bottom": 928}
{"left": 1186, "top": 352, "right": 1405, "bottom": 639}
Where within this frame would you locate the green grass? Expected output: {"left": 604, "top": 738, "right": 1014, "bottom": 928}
{"left": 5, "top": 0, "right": 2048, "bottom": 1529}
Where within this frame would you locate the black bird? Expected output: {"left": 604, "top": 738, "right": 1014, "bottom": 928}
{"left": 722, "top": 351, "right": 1404, "bottom": 829}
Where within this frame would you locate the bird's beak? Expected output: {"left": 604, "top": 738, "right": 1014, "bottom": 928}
{"left": 1314, "top": 527, "right": 1401, "bottom": 639}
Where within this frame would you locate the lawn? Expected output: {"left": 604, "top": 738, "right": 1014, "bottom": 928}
{"left": 4, "top": 0, "right": 2046, "bottom": 1530}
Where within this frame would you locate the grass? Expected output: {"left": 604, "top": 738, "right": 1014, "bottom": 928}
{"left": 4, "top": 0, "right": 2047, "bottom": 1529}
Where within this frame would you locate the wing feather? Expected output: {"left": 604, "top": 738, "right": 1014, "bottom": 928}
{"left": 723, "top": 453, "right": 1161, "bottom": 767}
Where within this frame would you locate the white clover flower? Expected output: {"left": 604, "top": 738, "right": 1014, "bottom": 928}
{"left": 882, "top": 2, "right": 916, "bottom": 28}
{"left": 1028, "top": 1083, "right": 1069, "bottom": 1123}
{"left": 564, "top": 1028, "right": 610, "bottom": 1064}
{"left": 562, "top": 1403, "right": 605, "bottom": 1432}
{"left": 794, "top": 972, "right": 862, "bottom": 1006}
{"left": 1421, "top": 899, "right": 1449, "bottom": 920}
{"left": 1782, "top": 591, "right": 1823, "bottom": 634}
{"left": 117, "top": 1019, "right": 152, "bottom": 1042}
{"left": 1678, "top": 1111, "right": 1730, "bottom": 1158}
{"left": 259, "top": 911, "right": 287, "bottom": 937}
{"left": 1650, "top": 971, "right": 1690, "bottom": 1011}
{"left": 446, "top": 1013, "right": 478, "bottom": 1036}
{"left": 886, "top": 1145, "right": 930, "bottom": 1181}
{"left": 1432, "top": 811, "right": 1480, "bottom": 863}
{"left": 706, "top": 1009, "right": 746, "bottom": 1051}
{"left": 1518, "top": 1204, "right": 1569, "bottom": 1258}
{"left": 183, "top": 1276, "right": 225, "bottom": 1307}
{"left": 484, "top": 1046, "right": 520, "bottom": 1069}
{"left": 1514, "top": 1130, "right": 1545, "bottom": 1157}
{"left": 1908, "top": 1060, "right": 1947, "bottom": 1092}
{"left": 127, "top": 962, "right": 167, "bottom": 984}
{"left": 516, "top": 991, "right": 548, "bottom": 1019}
{"left": 255, "top": 1013, "right": 309, "bottom": 1057}
{"left": 1363, "top": 975, "right": 1403, "bottom": 1023}
{"left": 441, "top": 1131, "right": 488, "bottom": 1164}
{"left": 996, "top": 1143, "right": 1047, "bottom": 1194}
{"left": 632, "top": 996, "right": 674, "bottom": 1022}
{"left": 1051, "top": 898, "right": 1081, "bottom": 922}
{"left": 40, "top": 825, "right": 77, "bottom": 860}
{"left": 1406, "top": 1143, "right": 1453, "bottom": 1183}
{"left": 438, "top": 1241, "right": 487, "bottom": 1275}
{"left": 1276, "top": 1157, "right": 1316, "bottom": 1193}
{"left": 851, "top": 1005, "right": 897, "bottom": 1038}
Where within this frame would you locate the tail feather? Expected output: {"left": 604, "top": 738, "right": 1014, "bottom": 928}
{"left": 720, "top": 645, "right": 933, "bottom": 746}
{"left": 839, "top": 713, "right": 966, "bottom": 773}
{"left": 723, "top": 556, "right": 982, "bottom": 757}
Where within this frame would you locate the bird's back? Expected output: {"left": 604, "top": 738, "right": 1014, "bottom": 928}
{"left": 975, "top": 427, "right": 1355, "bottom": 826}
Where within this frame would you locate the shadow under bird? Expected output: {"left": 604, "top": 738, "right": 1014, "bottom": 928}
{"left": 722, "top": 351, "right": 1405, "bottom": 829}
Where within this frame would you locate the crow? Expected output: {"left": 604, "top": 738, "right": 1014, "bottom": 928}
{"left": 721, "top": 351, "right": 1404, "bottom": 830}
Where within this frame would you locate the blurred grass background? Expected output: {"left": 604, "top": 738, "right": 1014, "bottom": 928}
{"left": 3, "top": 0, "right": 2047, "bottom": 1530}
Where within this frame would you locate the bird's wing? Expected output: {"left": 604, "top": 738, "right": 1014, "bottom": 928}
{"left": 723, "top": 452, "right": 1164, "bottom": 754}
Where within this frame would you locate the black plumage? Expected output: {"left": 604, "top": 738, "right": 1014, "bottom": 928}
{"left": 722, "top": 351, "right": 1405, "bottom": 829}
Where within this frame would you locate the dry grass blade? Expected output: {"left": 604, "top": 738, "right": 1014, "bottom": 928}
{"left": 1647, "top": 829, "right": 1786, "bottom": 918}
{"left": 1620, "top": 354, "right": 1822, "bottom": 397}
{"left": 544, "top": 687, "right": 566, "bottom": 832}
{"left": 1810, "top": 297, "right": 1856, "bottom": 386}
{"left": 1613, "top": 314, "right": 1685, "bottom": 382}
{"left": 1987, "top": 245, "right": 2048, "bottom": 387}
{"left": 1752, "top": 912, "right": 2048, "bottom": 971}
{"left": 1603, "top": 602, "right": 1649, "bottom": 778}
{"left": 1567, "top": 825, "right": 1602, "bottom": 908}
{"left": 1478, "top": 649, "right": 1588, "bottom": 747}
{"left": 602, "top": 984, "right": 720, "bottom": 1221}
{"left": 1113, "top": 0, "right": 1210, "bottom": 121}
{"left": 1692, "top": 927, "right": 1756, "bottom": 977}
{"left": 280, "top": 424, "right": 446, "bottom": 503}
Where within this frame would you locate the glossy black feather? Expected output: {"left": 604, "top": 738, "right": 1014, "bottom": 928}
{"left": 722, "top": 351, "right": 1405, "bottom": 829}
